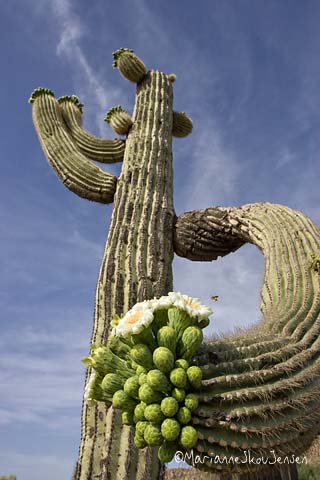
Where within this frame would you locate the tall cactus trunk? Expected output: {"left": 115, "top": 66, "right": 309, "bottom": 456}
{"left": 74, "top": 71, "right": 175, "bottom": 479}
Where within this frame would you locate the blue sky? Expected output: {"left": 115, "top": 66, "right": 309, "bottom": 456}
{"left": 1, "top": 1, "right": 320, "bottom": 478}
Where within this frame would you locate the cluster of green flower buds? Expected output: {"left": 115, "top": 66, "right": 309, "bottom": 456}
{"left": 82, "top": 292, "right": 213, "bottom": 463}
{"left": 58, "top": 95, "right": 84, "bottom": 113}
{"left": 28, "top": 87, "right": 54, "bottom": 104}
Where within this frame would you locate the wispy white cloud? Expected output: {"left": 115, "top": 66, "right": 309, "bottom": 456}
{"left": 274, "top": 146, "right": 297, "bottom": 170}
{"left": 179, "top": 121, "right": 240, "bottom": 212}
{"left": 48, "top": 0, "right": 125, "bottom": 135}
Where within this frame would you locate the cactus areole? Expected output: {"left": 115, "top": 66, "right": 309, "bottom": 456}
{"left": 30, "top": 49, "right": 320, "bottom": 479}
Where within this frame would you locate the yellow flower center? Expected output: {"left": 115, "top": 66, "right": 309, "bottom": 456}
{"left": 185, "top": 299, "right": 201, "bottom": 309}
{"left": 124, "top": 310, "right": 143, "bottom": 325}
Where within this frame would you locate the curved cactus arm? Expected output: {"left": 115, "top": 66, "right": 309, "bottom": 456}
{"left": 174, "top": 202, "right": 320, "bottom": 473}
{"left": 31, "top": 89, "right": 117, "bottom": 203}
{"left": 174, "top": 206, "right": 245, "bottom": 260}
{"left": 58, "top": 97, "right": 125, "bottom": 163}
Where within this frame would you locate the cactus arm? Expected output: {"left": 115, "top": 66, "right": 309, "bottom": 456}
{"left": 174, "top": 202, "right": 320, "bottom": 473}
{"left": 172, "top": 111, "right": 193, "bottom": 138}
{"left": 174, "top": 206, "right": 245, "bottom": 260}
{"left": 59, "top": 98, "right": 126, "bottom": 163}
{"left": 31, "top": 91, "right": 117, "bottom": 203}
{"left": 113, "top": 48, "right": 147, "bottom": 83}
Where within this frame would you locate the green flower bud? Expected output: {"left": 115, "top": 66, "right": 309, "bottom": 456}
{"left": 177, "top": 407, "right": 191, "bottom": 425}
{"left": 179, "top": 326, "right": 203, "bottom": 359}
{"left": 139, "top": 384, "right": 164, "bottom": 404}
{"left": 168, "top": 307, "right": 193, "bottom": 339}
{"left": 147, "top": 369, "right": 171, "bottom": 393}
{"left": 157, "top": 326, "right": 176, "bottom": 353}
{"left": 186, "top": 366, "right": 203, "bottom": 388}
{"left": 134, "top": 402, "right": 147, "bottom": 421}
{"left": 123, "top": 375, "right": 140, "bottom": 399}
{"left": 131, "top": 360, "right": 140, "bottom": 370}
{"left": 139, "top": 373, "right": 148, "bottom": 385}
{"left": 85, "top": 372, "right": 111, "bottom": 403}
{"left": 83, "top": 346, "right": 135, "bottom": 378}
{"left": 184, "top": 393, "right": 199, "bottom": 412}
{"left": 107, "top": 336, "right": 131, "bottom": 359}
{"left": 130, "top": 344, "right": 154, "bottom": 369}
{"left": 175, "top": 359, "right": 189, "bottom": 370}
{"left": 136, "top": 366, "right": 147, "bottom": 375}
{"left": 180, "top": 426, "right": 198, "bottom": 449}
{"left": 101, "top": 373, "right": 125, "bottom": 397}
{"left": 134, "top": 433, "right": 147, "bottom": 449}
{"left": 172, "top": 388, "right": 186, "bottom": 403}
{"left": 153, "top": 347, "right": 174, "bottom": 373}
{"left": 135, "top": 420, "right": 149, "bottom": 437}
{"left": 122, "top": 411, "right": 134, "bottom": 425}
{"left": 170, "top": 368, "right": 187, "bottom": 388}
{"left": 112, "top": 390, "right": 137, "bottom": 411}
{"left": 153, "top": 309, "right": 169, "bottom": 332}
{"left": 161, "top": 397, "right": 179, "bottom": 417}
{"left": 144, "top": 423, "right": 163, "bottom": 446}
{"left": 158, "top": 441, "right": 177, "bottom": 463}
{"left": 144, "top": 403, "right": 165, "bottom": 423}
{"left": 161, "top": 418, "right": 180, "bottom": 442}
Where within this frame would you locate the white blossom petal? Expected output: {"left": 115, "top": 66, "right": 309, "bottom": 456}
{"left": 115, "top": 303, "right": 154, "bottom": 337}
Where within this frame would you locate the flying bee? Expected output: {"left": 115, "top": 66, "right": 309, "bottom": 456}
{"left": 211, "top": 295, "right": 219, "bottom": 302}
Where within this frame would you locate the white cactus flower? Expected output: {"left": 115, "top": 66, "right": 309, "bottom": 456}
{"left": 169, "top": 291, "right": 213, "bottom": 321}
{"left": 115, "top": 302, "right": 154, "bottom": 336}
{"left": 149, "top": 294, "right": 176, "bottom": 311}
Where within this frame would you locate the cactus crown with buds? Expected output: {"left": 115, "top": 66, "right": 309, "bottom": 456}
{"left": 58, "top": 95, "right": 84, "bottom": 112}
{"left": 104, "top": 105, "right": 126, "bottom": 123}
{"left": 28, "top": 87, "right": 54, "bottom": 104}
{"left": 112, "top": 47, "right": 134, "bottom": 67}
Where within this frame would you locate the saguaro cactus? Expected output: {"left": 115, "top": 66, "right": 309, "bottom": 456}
{"left": 30, "top": 50, "right": 320, "bottom": 479}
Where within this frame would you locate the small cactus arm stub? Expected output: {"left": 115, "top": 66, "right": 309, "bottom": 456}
{"left": 30, "top": 50, "right": 320, "bottom": 479}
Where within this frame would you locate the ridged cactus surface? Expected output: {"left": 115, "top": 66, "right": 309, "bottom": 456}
{"left": 30, "top": 48, "right": 320, "bottom": 480}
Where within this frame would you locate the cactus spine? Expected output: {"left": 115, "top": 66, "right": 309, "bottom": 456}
{"left": 31, "top": 48, "right": 320, "bottom": 479}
